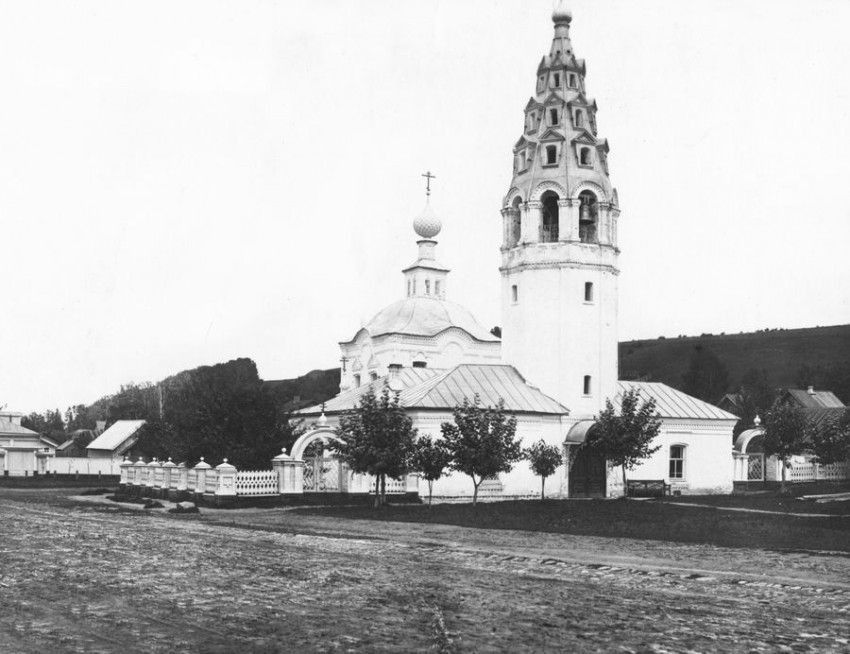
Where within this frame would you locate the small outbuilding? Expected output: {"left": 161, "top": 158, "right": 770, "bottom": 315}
{"left": 0, "top": 411, "right": 58, "bottom": 476}
{"left": 86, "top": 420, "right": 146, "bottom": 460}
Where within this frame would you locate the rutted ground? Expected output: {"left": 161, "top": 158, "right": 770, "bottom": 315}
{"left": 1, "top": 490, "right": 849, "bottom": 653}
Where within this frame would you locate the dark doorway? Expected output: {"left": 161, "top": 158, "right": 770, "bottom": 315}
{"left": 569, "top": 447, "right": 607, "bottom": 498}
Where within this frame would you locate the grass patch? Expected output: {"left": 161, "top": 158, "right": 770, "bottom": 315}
{"left": 301, "top": 498, "right": 850, "bottom": 552}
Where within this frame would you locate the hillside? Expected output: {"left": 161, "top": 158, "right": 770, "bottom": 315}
{"left": 269, "top": 326, "right": 850, "bottom": 412}
{"left": 619, "top": 324, "right": 850, "bottom": 401}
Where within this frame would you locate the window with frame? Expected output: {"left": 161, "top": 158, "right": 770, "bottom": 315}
{"left": 545, "top": 145, "right": 558, "bottom": 165}
{"left": 579, "top": 147, "right": 592, "bottom": 166}
{"left": 511, "top": 284, "right": 518, "bottom": 303}
{"left": 583, "top": 375, "right": 592, "bottom": 396}
{"left": 669, "top": 445, "right": 685, "bottom": 480}
{"left": 584, "top": 281, "right": 594, "bottom": 302}
{"left": 353, "top": 374, "right": 361, "bottom": 388}
{"left": 548, "top": 108, "right": 559, "bottom": 126}
{"left": 568, "top": 73, "right": 577, "bottom": 88}
{"left": 369, "top": 371, "right": 378, "bottom": 382}
{"left": 552, "top": 72, "right": 560, "bottom": 88}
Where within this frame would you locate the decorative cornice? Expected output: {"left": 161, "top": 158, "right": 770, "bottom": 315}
{"left": 500, "top": 260, "right": 620, "bottom": 275}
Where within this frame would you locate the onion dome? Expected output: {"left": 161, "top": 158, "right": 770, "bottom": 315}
{"left": 552, "top": 2, "right": 572, "bottom": 24}
{"left": 413, "top": 203, "right": 442, "bottom": 239}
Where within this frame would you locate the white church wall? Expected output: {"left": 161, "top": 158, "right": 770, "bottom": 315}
{"left": 627, "top": 419, "right": 735, "bottom": 495}
{"left": 501, "top": 261, "right": 618, "bottom": 419}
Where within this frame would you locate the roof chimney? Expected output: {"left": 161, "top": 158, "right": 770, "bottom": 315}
{"left": 807, "top": 385, "right": 816, "bottom": 395}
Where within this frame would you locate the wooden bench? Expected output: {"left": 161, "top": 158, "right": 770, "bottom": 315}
{"left": 626, "top": 479, "right": 671, "bottom": 498}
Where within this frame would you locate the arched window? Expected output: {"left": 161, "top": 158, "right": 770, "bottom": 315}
{"left": 369, "top": 371, "right": 378, "bottom": 382}
{"left": 540, "top": 191, "right": 559, "bottom": 242}
{"left": 578, "top": 190, "right": 598, "bottom": 243}
{"left": 580, "top": 147, "right": 591, "bottom": 165}
{"left": 353, "top": 374, "right": 361, "bottom": 388}
{"left": 669, "top": 445, "right": 686, "bottom": 480}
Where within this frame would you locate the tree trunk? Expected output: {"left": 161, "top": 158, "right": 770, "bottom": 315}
{"left": 374, "top": 475, "right": 380, "bottom": 508}
{"left": 622, "top": 464, "right": 628, "bottom": 498}
{"left": 428, "top": 480, "right": 433, "bottom": 507}
{"left": 541, "top": 476, "right": 545, "bottom": 501}
{"left": 780, "top": 459, "right": 787, "bottom": 493}
{"left": 472, "top": 477, "right": 479, "bottom": 506}
{"left": 380, "top": 474, "right": 386, "bottom": 506}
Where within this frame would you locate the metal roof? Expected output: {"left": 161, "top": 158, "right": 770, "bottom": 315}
{"left": 87, "top": 420, "right": 146, "bottom": 451}
{"left": 297, "top": 364, "right": 567, "bottom": 416}
{"left": 616, "top": 382, "right": 739, "bottom": 421}
{"left": 342, "top": 297, "right": 499, "bottom": 344}
{"left": 0, "top": 419, "right": 41, "bottom": 437}
{"left": 784, "top": 389, "right": 846, "bottom": 409}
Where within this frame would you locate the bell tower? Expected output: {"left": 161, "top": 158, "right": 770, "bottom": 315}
{"left": 500, "top": 3, "right": 620, "bottom": 419}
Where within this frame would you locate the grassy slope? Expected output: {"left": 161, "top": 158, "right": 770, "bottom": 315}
{"left": 619, "top": 324, "right": 850, "bottom": 390}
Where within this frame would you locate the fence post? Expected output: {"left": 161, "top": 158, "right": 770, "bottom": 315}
{"left": 215, "top": 459, "right": 238, "bottom": 501}
{"left": 162, "top": 458, "right": 176, "bottom": 492}
{"left": 194, "top": 458, "right": 211, "bottom": 501}
{"left": 132, "top": 457, "right": 147, "bottom": 491}
{"left": 146, "top": 458, "right": 160, "bottom": 494}
{"left": 0, "top": 449, "right": 5, "bottom": 476}
{"left": 176, "top": 462, "right": 188, "bottom": 492}
{"left": 405, "top": 473, "right": 420, "bottom": 494}
{"left": 119, "top": 457, "right": 133, "bottom": 487}
{"left": 271, "top": 450, "right": 303, "bottom": 494}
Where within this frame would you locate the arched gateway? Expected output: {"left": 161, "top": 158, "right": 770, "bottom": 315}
{"left": 289, "top": 427, "right": 345, "bottom": 493}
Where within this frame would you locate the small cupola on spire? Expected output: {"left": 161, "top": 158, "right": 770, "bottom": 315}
{"left": 403, "top": 171, "right": 450, "bottom": 299}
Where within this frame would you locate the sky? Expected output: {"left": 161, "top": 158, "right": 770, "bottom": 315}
{"left": 2, "top": 0, "right": 849, "bottom": 414}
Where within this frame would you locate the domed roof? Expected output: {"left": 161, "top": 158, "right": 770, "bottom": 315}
{"left": 413, "top": 203, "right": 442, "bottom": 239}
{"left": 360, "top": 297, "right": 499, "bottom": 342}
{"left": 552, "top": 2, "right": 572, "bottom": 23}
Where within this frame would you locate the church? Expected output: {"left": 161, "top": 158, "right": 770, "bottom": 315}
{"left": 295, "top": 4, "right": 737, "bottom": 498}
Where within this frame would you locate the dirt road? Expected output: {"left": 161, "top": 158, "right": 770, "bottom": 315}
{"left": 1, "top": 489, "right": 848, "bottom": 653}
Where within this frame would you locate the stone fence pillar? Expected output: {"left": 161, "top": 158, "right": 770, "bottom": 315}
{"left": 215, "top": 459, "right": 238, "bottom": 499}
{"left": 0, "top": 448, "right": 6, "bottom": 476}
{"left": 176, "top": 463, "right": 188, "bottom": 492}
{"left": 404, "top": 473, "right": 420, "bottom": 494}
{"left": 162, "top": 458, "right": 176, "bottom": 490}
{"left": 271, "top": 451, "right": 303, "bottom": 494}
{"left": 194, "top": 458, "right": 211, "bottom": 500}
{"left": 132, "top": 457, "right": 147, "bottom": 487}
{"left": 120, "top": 457, "right": 133, "bottom": 486}
{"left": 146, "top": 458, "right": 160, "bottom": 490}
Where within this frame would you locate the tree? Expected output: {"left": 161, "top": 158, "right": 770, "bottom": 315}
{"left": 681, "top": 344, "right": 730, "bottom": 403}
{"left": 581, "top": 388, "right": 662, "bottom": 491}
{"left": 440, "top": 396, "right": 522, "bottom": 506}
{"left": 411, "top": 435, "right": 452, "bottom": 507}
{"left": 733, "top": 368, "right": 776, "bottom": 438}
{"left": 331, "top": 386, "right": 417, "bottom": 507}
{"left": 809, "top": 409, "right": 850, "bottom": 466}
{"left": 524, "top": 439, "right": 563, "bottom": 500}
{"left": 762, "top": 402, "right": 808, "bottom": 492}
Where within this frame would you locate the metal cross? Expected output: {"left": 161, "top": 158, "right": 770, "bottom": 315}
{"left": 339, "top": 356, "right": 348, "bottom": 372}
{"left": 421, "top": 170, "right": 436, "bottom": 197}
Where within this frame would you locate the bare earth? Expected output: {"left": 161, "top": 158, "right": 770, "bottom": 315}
{"left": 1, "top": 489, "right": 849, "bottom": 653}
